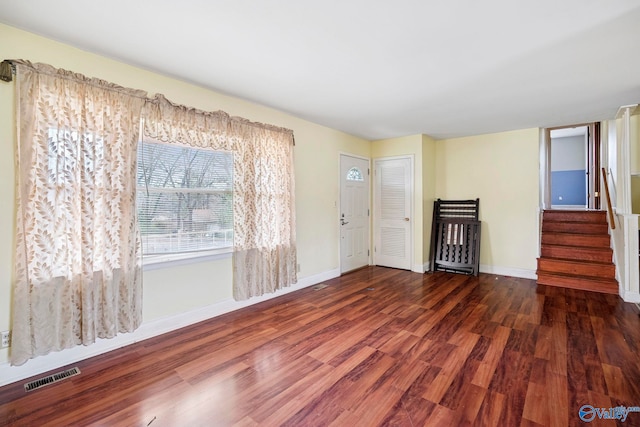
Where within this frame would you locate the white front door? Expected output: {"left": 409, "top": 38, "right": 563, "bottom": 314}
{"left": 340, "top": 154, "right": 370, "bottom": 273}
{"left": 374, "top": 156, "right": 412, "bottom": 270}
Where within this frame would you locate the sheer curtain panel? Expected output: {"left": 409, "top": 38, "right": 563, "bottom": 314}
{"left": 228, "top": 119, "right": 297, "bottom": 300}
{"left": 11, "top": 61, "right": 146, "bottom": 365}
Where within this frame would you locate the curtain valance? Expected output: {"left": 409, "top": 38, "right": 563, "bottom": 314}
{"left": 3, "top": 60, "right": 295, "bottom": 142}
{"left": 143, "top": 93, "right": 294, "bottom": 149}
{"left": 8, "top": 59, "right": 148, "bottom": 98}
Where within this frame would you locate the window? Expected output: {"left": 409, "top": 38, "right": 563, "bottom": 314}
{"left": 346, "top": 167, "right": 364, "bottom": 181}
{"left": 136, "top": 140, "right": 233, "bottom": 257}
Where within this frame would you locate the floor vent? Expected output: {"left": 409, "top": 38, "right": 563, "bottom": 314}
{"left": 24, "top": 367, "right": 81, "bottom": 392}
{"left": 313, "top": 284, "right": 328, "bottom": 290}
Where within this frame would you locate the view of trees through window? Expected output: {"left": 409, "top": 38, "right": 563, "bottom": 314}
{"left": 136, "top": 140, "right": 233, "bottom": 255}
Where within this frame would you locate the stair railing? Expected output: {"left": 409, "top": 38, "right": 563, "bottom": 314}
{"left": 601, "top": 167, "right": 616, "bottom": 229}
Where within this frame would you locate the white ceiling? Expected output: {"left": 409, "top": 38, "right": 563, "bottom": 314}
{"left": 1, "top": 0, "right": 639, "bottom": 140}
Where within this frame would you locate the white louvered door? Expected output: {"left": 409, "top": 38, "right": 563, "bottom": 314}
{"left": 374, "top": 156, "right": 412, "bottom": 270}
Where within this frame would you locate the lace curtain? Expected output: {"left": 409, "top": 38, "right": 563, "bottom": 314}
{"left": 144, "top": 95, "right": 297, "bottom": 300}
{"left": 11, "top": 61, "right": 146, "bottom": 366}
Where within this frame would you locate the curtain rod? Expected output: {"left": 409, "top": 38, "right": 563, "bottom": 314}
{"left": 1, "top": 60, "right": 16, "bottom": 82}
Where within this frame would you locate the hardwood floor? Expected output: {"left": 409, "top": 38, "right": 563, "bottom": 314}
{"left": 2, "top": 267, "right": 640, "bottom": 426}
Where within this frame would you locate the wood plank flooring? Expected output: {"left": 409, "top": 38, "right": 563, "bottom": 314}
{"left": 2, "top": 267, "right": 640, "bottom": 426}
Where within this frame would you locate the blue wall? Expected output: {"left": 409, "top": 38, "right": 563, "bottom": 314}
{"left": 551, "top": 170, "right": 586, "bottom": 205}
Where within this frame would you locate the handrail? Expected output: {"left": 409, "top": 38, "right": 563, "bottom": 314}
{"left": 601, "top": 167, "right": 616, "bottom": 229}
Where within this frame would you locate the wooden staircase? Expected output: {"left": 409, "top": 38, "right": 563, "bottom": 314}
{"left": 536, "top": 210, "right": 618, "bottom": 294}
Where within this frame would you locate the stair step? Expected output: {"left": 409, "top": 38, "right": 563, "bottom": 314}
{"left": 536, "top": 270, "right": 618, "bottom": 294}
{"left": 543, "top": 210, "right": 607, "bottom": 223}
{"left": 537, "top": 257, "right": 615, "bottom": 279}
{"left": 541, "top": 232, "right": 611, "bottom": 248}
{"left": 542, "top": 221, "right": 609, "bottom": 235}
{"left": 540, "top": 245, "right": 613, "bottom": 262}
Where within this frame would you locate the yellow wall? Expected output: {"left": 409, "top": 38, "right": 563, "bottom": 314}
{"left": 0, "top": 37, "right": 14, "bottom": 365}
{"left": 0, "top": 24, "right": 370, "bottom": 365}
{"left": 422, "top": 135, "right": 437, "bottom": 266}
{"left": 631, "top": 176, "right": 640, "bottom": 217}
{"left": 435, "top": 129, "right": 540, "bottom": 271}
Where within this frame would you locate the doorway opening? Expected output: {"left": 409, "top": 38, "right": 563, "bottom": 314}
{"left": 543, "top": 123, "right": 601, "bottom": 210}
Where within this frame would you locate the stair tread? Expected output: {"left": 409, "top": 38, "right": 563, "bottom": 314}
{"left": 536, "top": 257, "right": 616, "bottom": 279}
{"left": 536, "top": 270, "right": 617, "bottom": 282}
{"left": 542, "top": 223, "right": 608, "bottom": 231}
{"left": 542, "top": 231, "right": 609, "bottom": 236}
{"left": 543, "top": 212, "right": 606, "bottom": 218}
{"left": 540, "top": 243, "right": 611, "bottom": 251}
{"left": 541, "top": 234, "right": 611, "bottom": 247}
{"left": 543, "top": 210, "right": 606, "bottom": 214}
{"left": 536, "top": 271, "right": 618, "bottom": 294}
{"left": 540, "top": 246, "right": 613, "bottom": 263}
{"left": 544, "top": 209, "right": 605, "bottom": 212}
{"left": 543, "top": 219, "right": 606, "bottom": 223}
{"left": 542, "top": 216, "right": 607, "bottom": 223}
{"left": 537, "top": 257, "right": 614, "bottom": 266}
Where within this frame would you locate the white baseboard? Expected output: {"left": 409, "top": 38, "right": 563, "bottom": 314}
{"left": 479, "top": 264, "right": 538, "bottom": 280}
{"left": 0, "top": 268, "right": 340, "bottom": 388}
{"left": 423, "top": 262, "right": 536, "bottom": 280}
{"left": 412, "top": 263, "right": 425, "bottom": 273}
{"left": 621, "top": 289, "right": 640, "bottom": 303}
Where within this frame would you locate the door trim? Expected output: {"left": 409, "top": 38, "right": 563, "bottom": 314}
{"left": 339, "top": 152, "right": 371, "bottom": 274}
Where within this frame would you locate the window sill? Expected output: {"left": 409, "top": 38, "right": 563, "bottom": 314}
{"left": 142, "top": 248, "right": 232, "bottom": 271}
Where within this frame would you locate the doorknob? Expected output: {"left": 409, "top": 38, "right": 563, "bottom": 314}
{"left": 404, "top": 217, "right": 410, "bottom": 222}
{"left": 341, "top": 219, "right": 349, "bottom": 225}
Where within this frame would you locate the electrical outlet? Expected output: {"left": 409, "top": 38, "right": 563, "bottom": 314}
{"left": 1, "top": 331, "right": 10, "bottom": 349}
